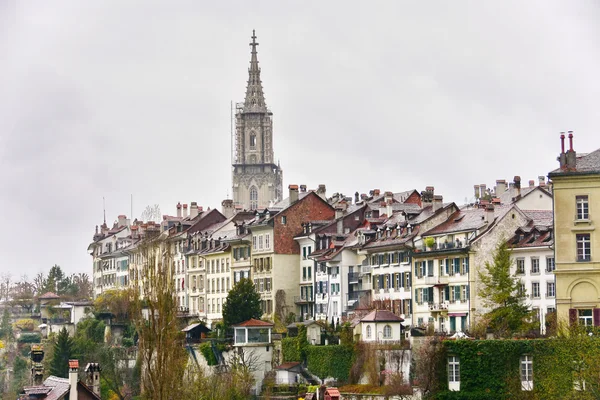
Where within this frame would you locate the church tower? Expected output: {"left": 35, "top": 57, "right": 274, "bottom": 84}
{"left": 232, "top": 30, "right": 283, "bottom": 210}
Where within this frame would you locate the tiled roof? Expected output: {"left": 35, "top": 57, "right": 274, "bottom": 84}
{"left": 41, "top": 376, "right": 70, "bottom": 400}
{"left": 276, "top": 361, "right": 301, "bottom": 370}
{"left": 423, "top": 205, "right": 512, "bottom": 236}
{"left": 234, "top": 318, "right": 274, "bottom": 327}
{"left": 360, "top": 309, "right": 403, "bottom": 322}
{"left": 550, "top": 148, "right": 600, "bottom": 175}
{"left": 522, "top": 210, "right": 553, "bottom": 227}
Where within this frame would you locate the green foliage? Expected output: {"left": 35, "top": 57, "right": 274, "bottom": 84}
{"left": 17, "top": 332, "right": 42, "bottom": 343}
{"left": 478, "top": 240, "right": 535, "bottom": 337}
{"left": 297, "top": 324, "right": 309, "bottom": 360}
{"left": 340, "top": 322, "right": 354, "bottom": 348}
{"left": 281, "top": 337, "right": 301, "bottom": 362}
{"left": 49, "top": 327, "right": 77, "bottom": 378}
{"left": 0, "top": 309, "right": 12, "bottom": 340}
{"left": 222, "top": 278, "right": 262, "bottom": 328}
{"left": 306, "top": 345, "right": 354, "bottom": 382}
{"left": 424, "top": 237, "right": 436, "bottom": 249}
{"left": 10, "top": 356, "right": 29, "bottom": 395}
{"left": 199, "top": 342, "right": 218, "bottom": 366}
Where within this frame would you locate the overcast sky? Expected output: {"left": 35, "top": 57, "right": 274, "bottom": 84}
{"left": 1, "top": 1, "right": 599, "bottom": 281}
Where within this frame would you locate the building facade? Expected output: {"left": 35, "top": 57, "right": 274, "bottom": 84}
{"left": 549, "top": 134, "right": 600, "bottom": 326}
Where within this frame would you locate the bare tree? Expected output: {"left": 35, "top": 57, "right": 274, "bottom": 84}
{"left": 140, "top": 204, "right": 161, "bottom": 222}
{"left": 129, "top": 230, "right": 188, "bottom": 400}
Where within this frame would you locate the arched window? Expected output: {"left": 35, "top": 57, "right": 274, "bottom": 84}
{"left": 383, "top": 324, "right": 392, "bottom": 339}
{"left": 250, "top": 186, "right": 258, "bottom": 210}
{"left": 250, "top": 133, "right": 257, "bottom": 148}
{"left": 249, "top": 154, "right": 257, "bottom": 164}
{"left": 366, "top": 325, "right": 372, "bottom": 339}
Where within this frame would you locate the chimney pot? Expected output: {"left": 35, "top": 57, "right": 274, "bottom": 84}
{"left": 529, "top": 180, "right": 535, "bottom": 188}
{"left": 568, "top": 131, "right": 574, "bottom": 151}
{"left": 176, "top": 202, "right": 182, "bottom": 218}
{"left": 69, "top": 359, "right": 79, "bottom": 400}
{"left": 300, "top": 184, "right": 307, "bottom": 193}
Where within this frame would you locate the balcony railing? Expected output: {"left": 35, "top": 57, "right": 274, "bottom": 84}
{"left": 348, "top": 272, "right": 361, "bottom": 283}
{"left": 360, "top": 266, "right": 372, "bottom": 276}
{"left": 347, "top": 290, "right": 371, "bottom": 302}
{"left": 294, "top": 295, "right": 314, "bottom": 304}
{"left": 424, "top": 276, "right": 449, "bottom": 285}
{"left": 429, "top": 302, "right": 449, "bottom": 311}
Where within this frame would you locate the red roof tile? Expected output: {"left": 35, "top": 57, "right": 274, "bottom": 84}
{"left": 234, "top": 318, "right": 274, "bottom": 327}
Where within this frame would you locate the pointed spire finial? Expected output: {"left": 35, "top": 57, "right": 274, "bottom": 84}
{"left": 244, "top": 30, "right": 266, "bottom": 111}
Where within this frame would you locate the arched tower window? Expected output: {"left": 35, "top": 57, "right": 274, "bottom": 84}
{"left": 250, "top": 133, "right": 257, "bottom": 148}
{"left": 250, "top": 186, "right": 258, "bottom": 210}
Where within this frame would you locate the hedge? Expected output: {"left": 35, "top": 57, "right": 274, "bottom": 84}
{"left": 306, "top": 345, "right": 354, "bottom": 382}
{"left": 18, "top": 333, "right": 42, "bottom": 344}
{"left": 282, "top": 337, "right": 301, "bottom": 362}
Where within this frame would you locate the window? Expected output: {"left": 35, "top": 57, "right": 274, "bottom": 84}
{"left": 281, "top": 216, "right": 287, "bottom": 225}
{"left": 519, "top": 282, "right": 525, "bottom": 296}
{"left": 576, "top": 195, "right": 589, "bottom": 220}
{"left": 516, "top": 259, "right": 525, "bottom": 274}
{"left": 448, "top": 356, "right": 460, "bottom": 384}
{"left": 250, "top": 133, "right": 256, "bottom": 148}
{"left": 579, "top": 309, "right": 593, "bottom": 326}
{"left": 383, "top": 324, "right": 392, "bottom": 338}
{"left": 532, "top": 282, "right": 540, "bottom": 299}
{"left": 250, "top": 186, "right": 258, "bottom": 210}
{"left": 531, "top": 258, "right": 539, "bottom": 274}
{"left": 577, "top": 234, "right": 591, "bottom": 261}
{"left": 252, "top": 236, "right": 257, "bottom": 250}
{"left": 265, "top": 234, "right": 270, "bottom": 249}
{"left": 546, "top": 257, "right": 555, "bottom": 272}
{"left": 547, "top": 282, "right": 555, "bottom": 298}
{"left": 366, "top": 325, "right": 372, "bottom": 339}
{"left": 520, "top": 355, "right": 533, "bottom": 391}
{"left": 259, "top": 235, "right": 263, "bottom": 249}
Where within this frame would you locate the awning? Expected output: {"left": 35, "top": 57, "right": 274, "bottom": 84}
{"left": 448, "top": 313, "right": 467, "bottom": 317}
{"left": 325, "top": 388, "right": 340, "bottom": 396}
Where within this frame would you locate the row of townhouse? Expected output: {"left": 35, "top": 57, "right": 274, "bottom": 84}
{"left": 89, "top": 179, "right": 557, "bottom": 333}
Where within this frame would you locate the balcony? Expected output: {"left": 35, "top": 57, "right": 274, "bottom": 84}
{"left": 429, "top": 302, "right": 449, "bottom": 312}
{"left": 347, "top": 290, "right": 371, "bottom": 302}
{"left": 424, "top": 276, "right": 449, "bottom": 285}
{"left": 360, "top": 266, "right": 372, "bottom": 276}
{"left": 348, "top": 272, "right": 360, "bottom": 283}
{"left": 294, "top": 295, "right": 314, "bottom": 304}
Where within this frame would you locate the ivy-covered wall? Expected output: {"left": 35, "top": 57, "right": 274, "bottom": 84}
{"left": 306, "top": 345, "right": 355, "bottom": 382}
{"left": 282, "top": 337, "right": 301, "bottom": 362}
{"left": 435, "top": 338, "right": 600, "bottom": 400}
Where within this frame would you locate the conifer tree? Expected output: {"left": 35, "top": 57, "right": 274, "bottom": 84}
{"left": 478, "top": 240, "right": 534, "bottom": 337}
{"left": 49, "top": 327, "right": 76, "bottom": 377}
{"left": 223, "top": 278, "right": 262, "bottom": 327}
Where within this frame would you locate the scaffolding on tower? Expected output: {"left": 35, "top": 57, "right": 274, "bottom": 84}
{"left": 231, "top": 101, "right": 244, "bottom": 165}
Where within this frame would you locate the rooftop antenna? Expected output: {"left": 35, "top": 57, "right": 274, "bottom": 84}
{"left": 103, "top": 197, "right": 106, "bottom": 225}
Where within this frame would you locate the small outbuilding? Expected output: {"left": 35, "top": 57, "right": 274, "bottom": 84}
{"left": 275, "top": 361, "right": 303, "bottom": 384}
{"left": 324, "top": 387, "right": 340, "bottom": 400}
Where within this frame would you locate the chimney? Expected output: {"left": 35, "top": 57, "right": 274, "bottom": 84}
{"left": 373, "top": 189, "right": 381, "bottom": 197}
{"left": 176, "top": 202, "right": 182, "bottom": 218}
{"left": 182, "top": 204, "right": 188, "bottom": 218}
{"left": 117, "top": 215, "right": 127, "bottom": 227}
{"left": 485, "top": 203, "right": 495, "bottom": 224}
{"left": 360, "top": 193, "right": 368, "bottom": 201}
{"left": 221, "top": 199, "right": 235, "bottom": 219}
{"left": 384, "top": 191, "right": 394, "bottom": 203}
{"left": 513, "top": 176, "right": 521, "bottom": 199}
{"left": 474, "top": 185, "right": 480, "bottom": 199}
{"left": 495, "top": 180, "right": 506, "bottom": 196}
{"left": 317, "top": 184, "right": 327, "bottom": 199}
{"left": 421, "top": 186, "right": 434, "bottom": 208}
{"left": 289, "top": 184, "right": 299, "bottom": 204}
{"left": 190, "top": 202, "right": 199, "bottom": 219}
{"left": 480, "top": 184, "right": 487, "bottom": 199}
{"left": 386, "top": 200, "right": 393, "bottom": 218}
{"left": 69, "top": 359, "right": 79, "bottom": 400}
{"left": 565, "top": 131, "right": 577, "bottom": 169}
{"left": 558, "top": 132, "right": 567, "bottom": 168}
{"left": 335, "top": 205, "right": 345, "bottom": 220}
{"left": 538, "top": 176, "right": 546, "bottom": 187}
{"left": 300, "top": 184, "right": 307, "bottom": 193}
{"left": 529, "top": 180, "right": 535, "bottom": 188}
{"left": 85, "top": 363, "right": 101, "bottom": 397}
{"left": 433, "top": 195, "right": 443, "bottom": 212}
{"left": 354, "top": 192, "right": 359, "bottom": 204}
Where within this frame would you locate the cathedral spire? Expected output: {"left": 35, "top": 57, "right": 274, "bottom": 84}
{"left": 244, "top": 30, "right": 267, "bottom": 112}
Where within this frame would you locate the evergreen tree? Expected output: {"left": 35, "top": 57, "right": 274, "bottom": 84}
{"left": 49, "top": 327, "right": 76, "bottom": 377}
{"left": 222, "top": 278, "right": 262, "bottom": 327}
{"left": 478, "top": 240, "right": 534, "bottom": 337}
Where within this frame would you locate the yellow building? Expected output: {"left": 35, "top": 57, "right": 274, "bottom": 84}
{"left": 548, "top": 133, "right": 600, "bottom": 326}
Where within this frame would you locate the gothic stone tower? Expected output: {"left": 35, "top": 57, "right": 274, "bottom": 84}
{"left": 232, "top": 30, "right": 283, "bottom": 211}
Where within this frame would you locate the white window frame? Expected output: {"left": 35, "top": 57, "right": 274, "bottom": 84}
{"left": 520, "top": 355, "right": 533, "bottom": 391}
{"left": 576, "top": 195, "right": 589, "bottom": 220}
{"left": 383, "top": 324, "right": 392, "bottom": 339}
{"left": 448, "top": 356, "right": 460, "bottom": 391}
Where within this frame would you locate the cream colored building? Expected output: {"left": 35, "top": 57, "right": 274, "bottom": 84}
{"left": 548, "top": 136, "right": 600, "bottom": 326}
